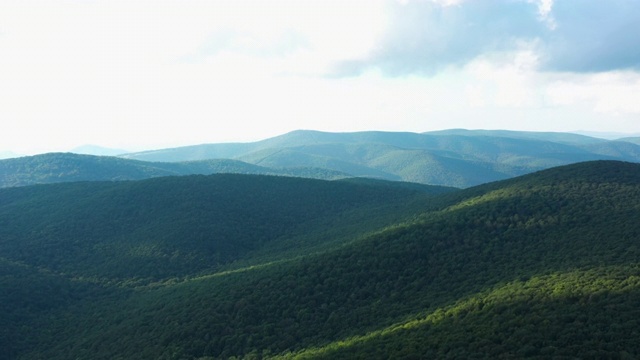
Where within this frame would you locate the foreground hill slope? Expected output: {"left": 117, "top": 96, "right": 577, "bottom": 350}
{"left": 1, "top": 161, "right": 640, "bottom": 359}
{"left": 0, "top": 174, "right": 449, "bottom": 359}
{"left": 0, "top": 174, "right": 443, "bottom": 285}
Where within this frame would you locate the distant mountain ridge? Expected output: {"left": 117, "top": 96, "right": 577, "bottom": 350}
{"left": 619, "top": 136, "right": 640, "bottom": 145}
{"left": 2, "top": 129, "right": 640, "bottom": 188}
{"left": 120, "top": 129, "right": 640, "bottom": 187}
{"left": 0, "top": 152, "right": 351, "bottom": 188}
{"left": 120, "top": 129, "right": 614, "bottom": 163}
{"left": 424, "top": 128, "right": 607, "bottom": 144}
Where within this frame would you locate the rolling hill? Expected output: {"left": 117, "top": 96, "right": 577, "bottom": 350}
{"left": 120, "top": 130, "right": 640, "bottom": 187}
{"left": 1, "top": 160, "right": 639, "bottom": 359}
{"left": 618, "top": 137, "right": 640, "bottom": 145}
{"left": 424, "top": 128, "right": 607, "bottom": 144}
{"left": 0, "top": 153, "right": 351, "bottom": 188}
{"left": 3, "top": 130, "right": 640, "bottom": 188}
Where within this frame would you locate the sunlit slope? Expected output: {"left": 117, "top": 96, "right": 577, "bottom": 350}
{"left": 14, "top": 160, "right": 640, "bottom": 359}
{"left": 284, "top": 266, "right": 640, "bottom": 359}
{"left": 289, "top": 160, "right": 640, "bottom": 359}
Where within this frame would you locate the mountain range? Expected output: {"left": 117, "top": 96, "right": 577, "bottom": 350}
{"left": 1, "top": 160, "right": 639, "bottom": 359}
{"left": 2, "top": 129, "right": 640, "bottom": 188}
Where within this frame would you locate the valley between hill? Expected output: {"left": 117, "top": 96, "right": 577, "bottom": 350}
{"left": 1, "top": 160, "right": 639, "bottom": 359}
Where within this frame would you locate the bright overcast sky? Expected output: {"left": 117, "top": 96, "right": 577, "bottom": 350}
{"left": 1, "top": 0, "right": 639, "bottom": 154}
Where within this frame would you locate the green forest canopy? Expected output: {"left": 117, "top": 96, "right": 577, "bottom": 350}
{"left": 1, "top": 160, "right": 639, "bottom": 359}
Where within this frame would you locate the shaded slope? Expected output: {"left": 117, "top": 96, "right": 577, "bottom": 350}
{"left": 0, "top": 174, "right": 450, "bottom": 359}
{"left": 0, "top": 257, "right": 118, "bottom": 360}
{"left": 9, "top": 161, "right": 640, "bottom": 359}
{"left": 0, "top": 153, "right": 351, "bottom": 188}
{"left": 0, "top": 153, "right": 179, "bottom": 187}
{"left": 0, "top": 174, "right": 445, "bottom": 286}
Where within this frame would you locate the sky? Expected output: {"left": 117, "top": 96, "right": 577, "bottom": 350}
{"left": 1, "top": 0, "right": 639, "bottom": 154}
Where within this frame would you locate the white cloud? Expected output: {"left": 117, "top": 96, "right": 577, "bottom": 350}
{"left": 0, "top": 0, "right": 390, "bottom": 153}
{"left": 546, "top": 72, "right": 640, "bottom": 115}
{"left": 531, "top": 0, "right": 556, "bottom": 29}
{"left": 0, "top": 0, "right": 387, "bottom": 73}
{"left": 0, "top": 0, "right": 639, "bottom": 154}
{"left": 178, "top": 0, "right": 388, "bottom": 76}
{"left": 464, "top": 85, "right": 487, "bottom": 108}
{"left": 394, "top": 0, "right": 465, "bottom": 7}
{"left": 464, "top": 46, "right": 542, "bottom": 108}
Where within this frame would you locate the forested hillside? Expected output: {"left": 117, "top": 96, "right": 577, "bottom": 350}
{"left": 121, "top": 130, "right": 640, "bottom": 187}
{"left": 0, "top": 153, "right": 350, "bottom": 188}
{"left": 616, "top": 137, "right": 640, "bottom": 145}
{"left": 1, "top": 161, "right": 640, "bottom": 359}
{"left": 0, "top": 174, "right": 442, "bottom": 285}
{"left": 4, "top": 130, "right": 640, "bottom": 188}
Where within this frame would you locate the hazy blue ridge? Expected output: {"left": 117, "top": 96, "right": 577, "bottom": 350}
{"left": 617, "top": 137, "right": 640, "bottom": 145}
{"left": 3, "top": 130, "right": 640, "bottom": 189}
{"left": 0, "top": 153, "right": 353, "bottom": 188}
{"left": 423, "top": 128, "right": 607, "bottom": 144}
{"left": 117, "top": 130, "right": 640, "bottom": 188}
